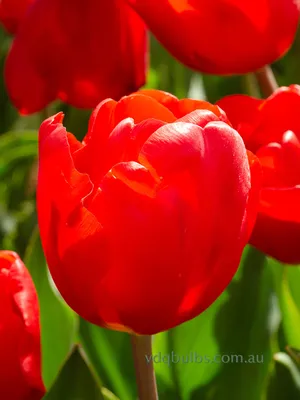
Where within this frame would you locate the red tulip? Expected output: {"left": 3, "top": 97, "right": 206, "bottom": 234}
{"left": 37, "top": 89, "right": 260, "bottom": 334}
{"left": 2, "top": 0, "right": 147, "bottom": 114}
{"left": 217, "top": 85, "right": 300, "bottom": 264}
{"left": 0, "top": 251, "right": 45, "bottom": 400}
{"left": 126, "top": 0, "right": 299, "bottom": 75}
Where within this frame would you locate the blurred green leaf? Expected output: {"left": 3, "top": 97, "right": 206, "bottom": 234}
{"left": 44, "top": 346, "right": 114, "bottom": 400}
{"left": 202, "top": 74, "right": 244, "bottom": 103}
{"left": 153, "top": 292, "right": 227, "bottom": 399}
{"left": 0, "top": 130, "right": 37, "bottom": 180}
{"left": 154, "top": 246, "right": 277, "bottom": 400}
{"left": 101, "top": 388, "right": 119, "bottom": 400}
{"left": 2, "top": 201, "right": 36, "bottom": 257}
{"left": 267, "top": 352, "right": 300, "bottom": 399}
{"left": 24, "top": 228, "right": 78, "bottom": 389}
{"left": 0, "top": 129, "right": 37, "bottom": 149}
{"left": 206, "top": 248, "right": 277, "bottom": 400}
{"left": 79, "top": 321, "right": 136, "bottom": 400}
{"left": 286, "top": 267, "right": 300, "bottom": 310}
{"left": 147, "top": 35, "right": 193, "bottom": 98}
{"left": 286, "top": 347, "right": 300, "bottom": 366}
{"left": 272, "top": 262, "right": 300, "bottom": 349}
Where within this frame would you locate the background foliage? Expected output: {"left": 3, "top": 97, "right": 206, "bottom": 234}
{"left": 1, "top": 25, "right": 300, "bottom": 399}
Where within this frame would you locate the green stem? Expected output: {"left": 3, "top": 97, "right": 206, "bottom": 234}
{"left": 130, "top": 335, "right": 158, "bottom": 400}
{"left": 254, "top": 65, "right": 278, "bottom": 97}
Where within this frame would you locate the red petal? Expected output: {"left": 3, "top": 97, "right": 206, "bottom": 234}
{"left": 139, "top": 121, "right": 205, "bottom": 179}
{"left": 250, "top": 87, "right": 300, "bottom": 149}
{"left": 256, "top": 131, "right": 300, "bottom": 188}
{"left": 127, "top": 0, "right": 299, "bottom": 74}
{"left": 177, "top": 109, "right": 221, "bottom": 127}
{"left": 138, "top": 89, "right": 180, "bottom": 110}
{"left": 37, "top": 116, "right": 117, "bottom": 326}
{"left": 5, "top": 0, "right": 147, "bottom": 113}
{"left": 38, "top": 113, "right": 93, "bottom": 245}
{"left": 0, "top": 0, "right": 33, "bottom": 34}
{"left": 175, "top": 99, "right": 228, "bottom": 121}
{"left": 111, "top": 161, "right": 161, "bottom": 198}
{"left": 113, "top": 93, "right": 177, "bottom": 124}
{"left": 0, "top": 251, "right": 45, "bottom": 399}
{"left": 250, "top": 211, "right": 300, "bottom": 264}
{"left": 216, "top": 94, "right": 263, "bottom": 147}
{"left": 245, "top": 150, "right": 262, "bottom": 238}
{"left": 259, "top": 187, "right": 300, "bottom": 222}
{"left": 77, "top": 112, "right": 166, "bottom": 184}
{"left": 136, "top": 90, "right": 227, "bottom": 122}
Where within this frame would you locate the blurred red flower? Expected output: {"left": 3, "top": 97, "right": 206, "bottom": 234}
{"left": 217, "top": 85, "right": 300, "bottom": 264}
{"left": 0, "top": 251, "right": 45, "bottom": 400}
{"left": 0, "top": 0, "right": 147, "bottom": 114}
{"left": 37, "top": 89, "right": 260, "bottom": 335}
{"left": 0, "top": 0, "right": 33, "bottom": 33}
{"left": 127, "top": 0, "right": 299, "bottom": 74}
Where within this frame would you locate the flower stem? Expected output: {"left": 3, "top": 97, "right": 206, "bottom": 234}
{"left": 254, "top": 65, "right": 278, "bottom": 97}
{"left": 131, "top": 334, "right": 158, "bottom": 400}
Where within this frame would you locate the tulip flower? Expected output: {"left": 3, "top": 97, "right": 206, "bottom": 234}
{"left": 217, "top": 85, "right": 300, "bottom": 264}
{"left": 0, "top": 251, "right": 45, "bottom": 400}
{"left": 1, "top": 0, "right": 147, "bottom": 114}
{"left": 37, "top": 89, "right": 260, "bottom": 334}
{"left": 126, "top": 0, "right": 299, "bottom": 75}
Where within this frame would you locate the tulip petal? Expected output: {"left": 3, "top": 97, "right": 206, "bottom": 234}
{"left": 38, "top": 115, "right": 120, "bottom": 326}
{"left": 245, "top": 150, "right": 262, "bottom": 238}
{"left": 177, "top": 109, "right": 221, "bottom": 127}
{"left": 250, "top": 210, "right": 300, "bottom": 264}
{"left": 0, "top": 0, "right": 33, "bottom": 33}
{"left": 177, "top": 121, "right": 252, "bottom": 318}
{"left": 38, "top": 114, "right": 94, "bottom": 251}
{"left": 5, "top": 0, "right": 147, "bottom": 113}
{"left": 138, "top": 89, "right": 180, "bottom": 109}
{"left": 76, "top": 117, "right": 166, "bottom": 185}
{"left": 0, "top": 251, "right": 45, "bottom": 400}
{"left": 216, "top": 94, "right": 263, "bottom": 147}
{"left": 175, "top": 99, "right": 228, "bottom": 121}
{"left": 139, "top": 121, "right": 205, "bottom": 178}
{"left": 136, "top": 89, "right": 227, "bottom": 121}
{"left": 114, "top": 93, "right": 177, "bottom": 124}
{"left": 127, "top": 0, "right": 299, "bottom": 74}
{"left": 250, "top": 87, "right": 300, "bottom": 149}
{"left": 259, "top": 187, "right": 300, "bottom": 222}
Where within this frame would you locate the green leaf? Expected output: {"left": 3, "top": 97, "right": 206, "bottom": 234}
{"left": 148, "top": 35, "right": 193, "bottom": 98}
{"left": 207, "top": 247, "right": 277, "bottom": 400}
{"left": 79, "top": 321, "right": 136, "bottom": 400}
{"left": 0, "top": 130, "right": 37, "bottom": 150}
{"left": 153, "top": 246, "right": 277, "bottom": 400}
{"left": 24, "top": 228, "right": 78, "bottom": 389}
{"left": 286, "top": 267, "right": 300, "bottom": 311}
{"left": 272, "top": 262, "right": 300, "bottom": 348}
{"left": 44, "top": 346, "right": 111, "bottom": 400}
{"left": 267, "top": 352, "right": 300, "bottom": 399}
{"left": 286, "top": 346, "right": 300, "bottom": 366}
{"left": 0, "top": 130, "right": 37, "bottom": 180}
{"left": 101, "top": 388, "right": 119, "bottom": 400}
{"left": 153, "top": 292, "right": 227, "bottom": 399}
